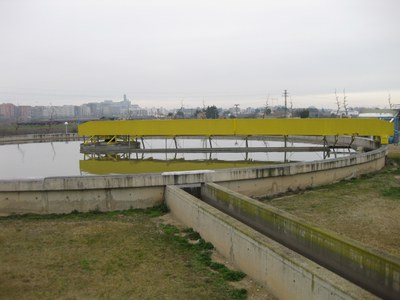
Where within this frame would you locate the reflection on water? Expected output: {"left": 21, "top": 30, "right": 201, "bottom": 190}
{"left": 79, "top": 158, "right": 271, "bottom": 175}
{"left": 0, "top": 141, "right": 82, "bottom": 179}
{"left": 0, "top": 139, "right": 351, "bottom": 179}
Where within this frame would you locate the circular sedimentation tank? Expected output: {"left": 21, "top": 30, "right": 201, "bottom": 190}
{"left": 0, "top": 133, "right": 388, "bottom": 216}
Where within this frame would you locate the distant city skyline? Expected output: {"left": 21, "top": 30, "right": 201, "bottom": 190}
{"left": 2, "top": 92, "right": 398, "bottom": 124}
{"left": 1, "top": 0, "right": 399, "bottom": 110}
{"left": 0, "top": 90, "right": 397, "bottom": 110}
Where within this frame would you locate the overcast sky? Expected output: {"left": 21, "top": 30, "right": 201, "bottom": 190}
{"left": 0, "top": 0, "right": 399, "bottom": 109}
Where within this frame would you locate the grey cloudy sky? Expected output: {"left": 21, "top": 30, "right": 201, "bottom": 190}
{"left": 0, "top": 0, "right": 399, "bottom": 109}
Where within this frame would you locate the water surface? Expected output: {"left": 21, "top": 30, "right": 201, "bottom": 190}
{"left": 0, "top": 139, "right": 344, "bottom": 179}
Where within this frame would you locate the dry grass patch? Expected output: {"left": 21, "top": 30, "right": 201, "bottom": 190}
{"left": 0, "top": 208, "right": 247, "bottom": 300}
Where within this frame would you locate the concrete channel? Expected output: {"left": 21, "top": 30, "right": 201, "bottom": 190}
{"left": 198, "top": 183, "right": 400, "bottom": 299}
{"left": 166, "top": 185, "right": 378, "bottom": 300}
{"left": 0, "top": 135, "right": 396, "bottom": 299}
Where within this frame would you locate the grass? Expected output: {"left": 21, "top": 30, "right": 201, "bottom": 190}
{"left": 260, "top": 155, "right": 400, "bottom": 256}
{"left": 160, "top": 223, "right": 247, "bottom": 299}
{"left": 0, "top": 206, "right": 247, "bottom": 300}
{"left": 382, "top": 187, "right": 400, "bottom": 199}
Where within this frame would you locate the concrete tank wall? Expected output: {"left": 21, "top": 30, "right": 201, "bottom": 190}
{"left": 215, "top": 148, "right": 387, "bottom": 198}
{"left": 0, "top": 145, "right": 388, "bottom": 215}
{"left": 0, "top": 133, "right": 81, "bottom": 145}
{"left": 0, "top": 186, "right": 164, "bottom": 215}
{"left": 165, "top": 185, "right": 377, "bottom": 300}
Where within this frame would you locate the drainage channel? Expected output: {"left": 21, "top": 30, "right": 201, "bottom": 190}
{"left": 181, "top": 184, "right": 400, "bottom": 300}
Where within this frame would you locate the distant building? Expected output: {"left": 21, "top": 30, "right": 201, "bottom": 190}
{"left": 76, "top": 104, "right": 91, "bottom": 117}
{"left": 130, "top": 104, "right": 148, "bottom": 118}
{"left": 0, "top": 103, "right": 16, "bottom": 120}
{"left": 53, "top": 105, "right": 75, "bottom": 118}
{"left": 329, "top": 110, "right": 359, "bottom": 118}
{"left": 17, "top": 106, "right": 32, "bottom": 121}
{"left": 31, "top": 106, "right": 46, "bottom": 119}
{"left": 147, "top": 107, "right": 168, "bottom": 118}
{"left": 358, "top": 109, "right": 396, "bottom": 121}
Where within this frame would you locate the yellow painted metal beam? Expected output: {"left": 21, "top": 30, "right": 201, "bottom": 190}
{"left": 78, "top": 118, "right": 394, "bottom": 144}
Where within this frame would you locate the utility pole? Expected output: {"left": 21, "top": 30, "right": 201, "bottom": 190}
{"left": 283, "top": 90, "right": 288, "bottom": 118}
{"left": 263, "top": 95, "right": 270, "bottom": 119}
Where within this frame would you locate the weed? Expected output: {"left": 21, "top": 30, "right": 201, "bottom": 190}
{"left": 161, "top": 223, "right": 180, "bottom": 235}
{"left": 197, "top": 250, "right": 213, "bottom": 265}
{"left": 194, "top": 238, "right": 214, "bottom": 251}
{"left": 209, "top": 261, "right": 225, "bottom": 271}
{"left": 0, "top": 206, "right": 169, "bottom": 222}
{"left": 160, "top": 225, "right": 247, "bottom": 294}
{"left": 183, "top": 228, "right": 201, "bottom": 240}
{"left": 79, "top": 259, "right": 95, "bottom": 271}
{"left": 142, "top": 204, "right": 169, "bottom": 217}
{"left": 209, "top": 262, "right": 246, "bottom": 281}
{"left": 229, "top": 288, "right": 248, "bottom": 300}
{"left": 222, "top": 270, "right": 246, "bottom": 282}
{"left": 382, "top": 187, "right": 400, "bottom": 199}
{"left": 159, "top": 202, "right": 170, "bottom": 213}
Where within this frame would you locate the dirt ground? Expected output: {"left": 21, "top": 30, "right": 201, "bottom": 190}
{"left": 262, "top": 147, "right": 400, "bottom": 257}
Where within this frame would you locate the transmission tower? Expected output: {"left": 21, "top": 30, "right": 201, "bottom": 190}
{"left": 283, "top": 90, "right": 289, "bottom": 118}
{"left": 263, "top": 95, "right": 270, "bottom": 119}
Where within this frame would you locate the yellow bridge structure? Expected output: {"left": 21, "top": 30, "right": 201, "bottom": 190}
{"left": 79, "top": 118, "right": 393, "bottom": 145}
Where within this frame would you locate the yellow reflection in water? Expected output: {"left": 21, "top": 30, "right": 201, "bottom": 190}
{"left": 79, "top": 158, "right": 272, "bottom": 175}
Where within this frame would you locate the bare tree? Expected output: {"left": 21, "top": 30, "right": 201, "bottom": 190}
{"left": 388, "top": 93, "right": 393, "bottom": 109}
{"left": 290, "top": 96, "right": 294, "bottom": 117}
{"left": 342, "top": 89, "right": 348, "bottom": 116}
{"left": 335, "top": 89, "right": 341, "bottom": 115}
